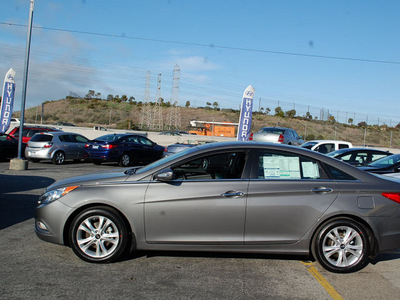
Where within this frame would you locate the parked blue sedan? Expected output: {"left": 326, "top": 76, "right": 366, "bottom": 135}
{"left": 85, "top": 134, "right": 165, "bottom": 167}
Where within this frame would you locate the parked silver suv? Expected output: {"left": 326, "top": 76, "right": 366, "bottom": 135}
{"left": 25, "top": 132, "right": 89, "bottom": 164}
{"left": 250, "top": 127, "right": 304, "bottom": 145}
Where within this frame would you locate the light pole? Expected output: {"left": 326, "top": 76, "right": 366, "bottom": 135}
{"left": 11, "top": 0, "right": 34, "bottom": 170}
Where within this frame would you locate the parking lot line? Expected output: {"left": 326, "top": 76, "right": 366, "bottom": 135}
{"left": 301, "top": 261, "right": 343, "bottom": 300}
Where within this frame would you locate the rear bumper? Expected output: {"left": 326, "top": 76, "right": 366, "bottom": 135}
{"left": 25, "top": 148, "right": 52, "bottom": 159}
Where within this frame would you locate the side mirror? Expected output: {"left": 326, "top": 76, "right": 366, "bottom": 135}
{"left": 154, "top": 168, "right": 174, "bottom": 182}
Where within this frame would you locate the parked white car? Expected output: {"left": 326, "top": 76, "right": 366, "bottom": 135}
{"left": 300, "top": 140, "right": 352, "bottom": 154}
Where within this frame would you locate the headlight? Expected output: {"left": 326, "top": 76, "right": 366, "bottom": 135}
{"left": 38, "top": 186, "right": 79, "bottom": 205}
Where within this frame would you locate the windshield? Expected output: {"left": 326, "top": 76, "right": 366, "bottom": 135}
{"left": 367, "top": 154, "right": 400, "bottom": 168}
{"left": 301, "top": 142, "right": 317, "bottom": 149}
{"left": 136, "top": 146, "right": 200, "bottom": 174}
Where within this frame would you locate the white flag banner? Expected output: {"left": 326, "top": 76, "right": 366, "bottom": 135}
{"left": 0, "top": 68, "right": 16, "bottom": 133}
{"left": 237, "top": 85, "right": 255, "bottom": 141}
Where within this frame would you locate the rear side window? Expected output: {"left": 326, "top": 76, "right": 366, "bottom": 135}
{"left": 30, "top": 134, "right": 53, "bottom": 142}
{"left": 339, "top": 144, "right": 350, "bottom": 149}
{"left": 256, "top": 150, "right": 326, "bottom": 180}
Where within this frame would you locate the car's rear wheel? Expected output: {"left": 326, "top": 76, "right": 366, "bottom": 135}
{"left": 312, "top": 218, "right": 370, "bottom": 273}
{"left": 69, "top": 207, "right": 129, "bottom": 263}
{"left": 119, "top": 153, "right": 131, "bottom": 167}
{"left": 52, "top": 151, "right": 65, "bottom": 165}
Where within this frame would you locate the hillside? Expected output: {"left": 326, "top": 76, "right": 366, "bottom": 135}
{"left": 15, "top": 98, "right": 400, "bottom": 148}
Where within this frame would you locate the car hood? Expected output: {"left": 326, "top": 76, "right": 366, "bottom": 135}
{"left": 45, "top": 168, "right": 132, "bottom": 191}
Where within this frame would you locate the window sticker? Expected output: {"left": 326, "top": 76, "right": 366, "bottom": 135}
{"left": 263, "top": 156, "right": 300, "bottom": 179}
{"left": 302, "top": 161, "right": 320, "bottom": 179}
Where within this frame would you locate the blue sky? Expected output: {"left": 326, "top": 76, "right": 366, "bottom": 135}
{"left": 0, "top": 0, "right": 399, "bottom": 125}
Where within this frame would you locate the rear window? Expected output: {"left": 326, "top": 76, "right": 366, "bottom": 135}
{"left": 96, "top": 134, "right": 125, "bottom": 141}
{"left": 30, "top": 134, "right": 53, "bottom": 142}
{"left": 259, "top": 128, "right": 285, "bottom": 134}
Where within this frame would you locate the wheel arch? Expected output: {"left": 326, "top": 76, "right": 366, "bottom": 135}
{"left": 63, "top": 203, "right": 136, "bottom": 252}
{"left": 310, "top": 214, "right": 378, "bottom": 258}
{"left": 51, "top": 149, "right": 65, "bottom": 159}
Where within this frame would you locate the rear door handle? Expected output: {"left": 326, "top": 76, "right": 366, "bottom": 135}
{"left": 312, "top": 187, "right": 333, "bottom": 194}
{"left": 221, "top": 191, "right": 245, "bottom": 198}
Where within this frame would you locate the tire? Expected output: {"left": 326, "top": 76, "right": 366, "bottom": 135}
{"left": 69, "top": 207, "right": 129, "bottom": 263}
{"left": 52, "top": 151, "right": 65, "bottom": 165}
{"left": 312, "top": 218, "right": 370, "bottom": 273}
{"left": 119, "top": 153, "right": 131, "bottom": 167}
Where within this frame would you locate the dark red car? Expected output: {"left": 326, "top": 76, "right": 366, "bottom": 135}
{"left": 8, "top": 126, "right": 62, "bottom": 144}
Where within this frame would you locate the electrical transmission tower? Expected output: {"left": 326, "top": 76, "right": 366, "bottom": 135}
{"left": 140, "top": 71, "right": 152, "bottom": 130}
{"left": 151, "top": 74, "right": 163, "bottom": 131}
{"left": 167, "top": 64, "right": 181, "bottom": 130}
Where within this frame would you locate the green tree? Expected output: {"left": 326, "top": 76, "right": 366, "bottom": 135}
{"left": 85, "top": 90, "right": 95, "bottom": 100}
{"left": 274, "top": 106, "right": 284, "bottom": 117}
{"left": 348, "top": 118, "right": 353, "bottom": 125}
{"left": 107, "top": 94, "right": 113, "bottom": 101}
{"left": 185, "top": 100, "right": 190, "bottom": 108}
{"left": 285, "top": 109, "right": 296, "bottom": 118}
{"left": 121, "top": 95, "right": 128, "bottom": 102}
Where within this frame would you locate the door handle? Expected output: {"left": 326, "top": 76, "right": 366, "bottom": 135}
{"left": 312, "top": 187, "right": 333, "bottom": 194}
{"left": 221, "top": 191, "right": 245, "bottom": 197}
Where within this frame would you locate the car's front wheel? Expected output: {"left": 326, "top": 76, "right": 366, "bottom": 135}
{"left": 312, "top": 218, "right": 370, "bottom": 273}
{"left": 69, "top": 207, "right": 129, "bottom": 263}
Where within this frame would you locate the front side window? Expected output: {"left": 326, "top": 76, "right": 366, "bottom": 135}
{"left": 171, "top": 151, "right": 247, "bottom": 180}
{"left": 256, "top": 151, "right": 324, "bottom": 180}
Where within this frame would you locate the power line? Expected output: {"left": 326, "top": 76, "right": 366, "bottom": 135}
{"left": 1, "top": 21, "right": 400, "bottom": 65}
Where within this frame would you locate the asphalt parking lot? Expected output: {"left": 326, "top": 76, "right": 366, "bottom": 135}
{"left": 2, "top": 160, "right": 400, "bottom": 299}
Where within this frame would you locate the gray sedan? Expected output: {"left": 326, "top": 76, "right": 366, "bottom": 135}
{"left": 250, "top": 127, "right": 304, "bottom": 145}
{"left": 35, "top": 141, "right": 400, "bottom": 273}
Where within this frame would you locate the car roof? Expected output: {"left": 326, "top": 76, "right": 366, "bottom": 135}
{"left": 305, "top": 140, "right": 351, "bottom": 143}
{"left": 35, "top": 131, "right": 83, "bottom": 137}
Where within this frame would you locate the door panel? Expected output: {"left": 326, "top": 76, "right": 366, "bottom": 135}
{"left": 245, "top": 180, "right": 338, "bottom": 244}
{"left": 145, "top": 180, "right": 248, "bottom": 244}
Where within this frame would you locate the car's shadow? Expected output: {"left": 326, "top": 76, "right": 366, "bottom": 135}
{"left": 124, "top": 250, "right": 312, "bottom": 263}
{"left": 0, "top": 174, "right": 55, "bottom": 229}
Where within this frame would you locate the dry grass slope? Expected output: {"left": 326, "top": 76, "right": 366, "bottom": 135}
{"left": 16, "top": 98, "right": 400, "bottom": 148}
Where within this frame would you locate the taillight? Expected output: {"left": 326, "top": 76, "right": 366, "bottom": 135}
{"left": 43, "top": 143, "right": 53, "bottom": 148}
{"left": 382, "top": 193, "right": 400, "bottom": 204}
{"left": 85, "top": 143, "right": 90, "bottom": 148}
{"left": 164, "top": 147, "right": 167, "bottom": 152}
{"left": 278, "top": 134, "right": 284, "bottom": 143}
{"left": 103, "top": 144, "right": 117, "bottom": 150}
{"left": 249, "top": 133, "right": 253, "bottom": 140}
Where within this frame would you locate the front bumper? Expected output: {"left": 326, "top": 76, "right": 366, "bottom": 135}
{"left": 34, "top": 200, "right": 73, "bottom": 245}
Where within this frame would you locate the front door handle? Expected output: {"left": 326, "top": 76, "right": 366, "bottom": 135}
{"left": 221, "top": 191, "right": 245, "bottom": 198}
{"left": 312, "top": 187, "right": 333, "bottom": 194}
